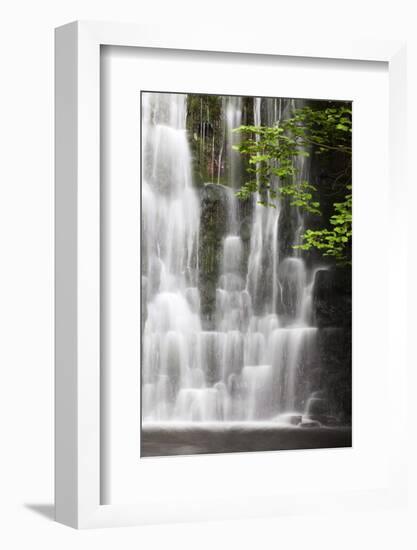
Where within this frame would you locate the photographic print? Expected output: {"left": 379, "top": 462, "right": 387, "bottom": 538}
{"left": 141, "top": 91, "right": 352, "bottom": 457}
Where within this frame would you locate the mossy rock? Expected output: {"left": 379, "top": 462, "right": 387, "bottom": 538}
{"left": 198, "top": 183, "right": 229, "bottom": 326}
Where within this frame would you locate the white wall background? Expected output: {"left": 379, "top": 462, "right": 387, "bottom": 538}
{"left": 0, "top": 0, "right": 416, "bottom": 548}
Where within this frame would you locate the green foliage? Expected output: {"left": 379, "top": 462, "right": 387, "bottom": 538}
{"left": 234, "top": 105, "right": 352, "bottom": 263}
{"left": 295, "top": 188, "right": 352, "bottom": 260}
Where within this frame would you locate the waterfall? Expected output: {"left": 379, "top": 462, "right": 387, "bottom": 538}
{"left": 142, "top": 93, "right": 202, "bottom": 421}
{"left": 142, "top": 92, "right": 323, "bottom": 425}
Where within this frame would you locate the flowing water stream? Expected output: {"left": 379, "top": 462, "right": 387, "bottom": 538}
{"left": 141, "top": 92, "right": 325, "bottom": 428}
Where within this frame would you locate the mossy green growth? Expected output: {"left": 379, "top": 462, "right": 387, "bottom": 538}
{"left": 198, "top": 184, "right": 229, "bottom": 325}
{"left": 186, "top": 94, "right": 225, "bottom": 185}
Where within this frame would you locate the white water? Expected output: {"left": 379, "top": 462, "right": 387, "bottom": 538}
{"left": 142, "top": 93, "right": 322, "bottom": 425}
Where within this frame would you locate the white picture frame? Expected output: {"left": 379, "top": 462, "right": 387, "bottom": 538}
{"left": 55, "top": 20, "right": 407, "bottom": 529}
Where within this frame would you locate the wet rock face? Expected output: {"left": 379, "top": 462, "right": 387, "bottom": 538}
{"left": 278, "top": 199, "right": 299, "bottom": 260}
{"left": 198, "top": 183, "right": 229, "bottom": 327}
{"left": 306, "top": 396, "right": 329, "bottom": 416}
{"left": 312, "top": 268, "right": 352, "bottom": 328}
{"left": 308, "top": 326, "right": 352, "bottom": 424}
{"left": 318, "top": 328, "right": 352, "bottom": 422}
{"left": 239, "top": 216, "right": 252, "bottom": 243}
{"left": 277, "top": 257, "right": 306, "bottom": 319}
{"left": 311, "top": 266, "right": 352, "bottom": 422}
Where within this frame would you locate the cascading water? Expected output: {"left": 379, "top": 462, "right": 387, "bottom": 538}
{"left": 142, "top": 93, "right": 203, "bottom": 421}
{"left": 142, "top": 92, "right": 324, "bottom": 427}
